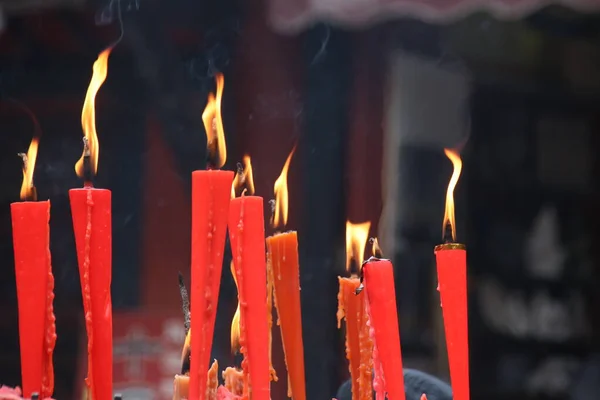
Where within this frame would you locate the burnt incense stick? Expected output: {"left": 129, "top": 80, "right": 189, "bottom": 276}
{"left": 178, "top": 272, "right": 190, "bottom": 333}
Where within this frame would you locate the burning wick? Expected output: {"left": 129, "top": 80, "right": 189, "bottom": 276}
{"left": 18, "top": 152, "right": 37, "bottom": 202}
{"left": 355, "top": 238, "right": 385, "bottom": 295}
{"left": 81, "top": 137, "right": 94, "bottom": 187}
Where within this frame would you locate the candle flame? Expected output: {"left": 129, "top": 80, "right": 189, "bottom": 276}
{"left": 371, "top": 237, "right": 383, "bottom": 258}
{"left": 202, "top": 73, "right": 227, "bottom": 169}
{"left": 231, "top": 155, "right": 255, "bottom": 198}
{"left": 345, "top": 221, "right": 371, "bottom": 272}
{"left": 230, "top": 261, "right": 242, "bottom": 353}
{"left": 19, "top": 137, "right": 39, "bottom": 201}
{"left": 442, "top": 148, "right": 463, "bottom": 242}
{"left": 76, "top": 48, "right": 111, "bottom": 178}
{"left": 271, "top": 146, "right": 295, "bottom": 228}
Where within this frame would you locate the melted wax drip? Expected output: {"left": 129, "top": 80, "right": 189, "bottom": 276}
{"left": 364, "top": 295, "right": 385, "bottom": 400}
{"left": 265, "top": 249, "right": 278, "bottom": 383}
{"left": 42, "top": 239, "right": 56, "bottom": 398}
{"left": 83, "top": 189, "right": 94, "bottom": 391}
{"left": 235, "top": 200, "right": 250, "bottom": 399}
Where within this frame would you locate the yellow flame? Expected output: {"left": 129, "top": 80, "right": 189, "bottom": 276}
{"left": 345, "top": 221, "right": 371, "bottom": 272}
{"left": 442, "top": 148, "right": 463, "bottom": 242}
{"left": 19, "top": 137, "right": 39, "bottom": 201}
{"left": 230, "top": 261, "right": 241, "bottom": 353}
{"left": 231, "top": 155, "right": 254, "bottom": 198}
{"left": 202, "top": 73, "right": 227, "bottom": 168}
{"left": 272, "top": 146, "right": 296, "bottom": 228}
{"left": 371, "top": 237, "right": 383, "bottom": 258}
{"left": 76, "top": 48, "right": 111, "bottom": 178}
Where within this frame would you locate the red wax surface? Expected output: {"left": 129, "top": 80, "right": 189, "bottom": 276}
{"left": 69, "top": 188, "right": 112, "bottom": 400}
{"left": 266, "top": 231, "right": 306, "bottom": 400}
{"left": 363, "top": 258, "right": 405, "bottom": 400}
{"left": 434, "top": 247, "right": 469, "bottom": 400}
{"left": 228, "top": 196, "right": 270, "bottom": 400}
{"left": 189, "top": 169, "right": 233, "bottom": 400}
{"left": 10, "top": 201, "right": 56, "bottom": 399}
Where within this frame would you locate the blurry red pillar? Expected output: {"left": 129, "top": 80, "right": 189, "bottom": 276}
{"left": 346, "top": 32, "right": 385, "bottom": 236}
{"left": 141, "top": 116, "right": 191, "bottom": 311}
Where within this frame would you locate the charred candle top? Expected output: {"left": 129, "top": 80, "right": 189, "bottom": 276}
{"left": 271, "top": 145, "right": 296, "bottom": 229}
{"left": 202, "top": 73, "right": 227, "bottom": 169}
{"left": 442, "top": 148, "right": 462, "bottom": 243}
{"left": 18, "top": 137, "right": 39, "bottom": 201}
{"left": 76, "top": 48, "right": 112, "bottom": 181}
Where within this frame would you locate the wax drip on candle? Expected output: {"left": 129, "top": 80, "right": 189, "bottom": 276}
{"left": 365, "top": 297, "right": 385, "bottom": 400}
{"left": 43, "top": 241, "right": 56, "bottom": 397}
{"left": 83, "top": 189, "right": 94, "bottom": 391}
{"left": 235, "top": 199, "right": 250, "bottom": 398}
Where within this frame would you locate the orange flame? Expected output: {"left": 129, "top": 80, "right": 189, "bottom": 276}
{"left": 371, "top": 237, "right": 383, "bottom": 258}
{"left": 76, "top": 48, "right": 111, "bottom": 178}
{"left": 202, "top": 73, "right": 227, "bottom": 169}
{"left": 271, "top": 146, "right": 296, "bottom": 228}
{"left": 231, "top": 155, "right": 255, "bottom": 198}
{"left": 19, "top": 137, "right": 40, "bottom": 201}
{"left": 230, "top": 261, "right": 241, "bottom": 353}
{"left": 345, "top": 221, "right": 371, "bottom": 272}
{"left": 442, "top": 148, "right": 463, "bottom": 242}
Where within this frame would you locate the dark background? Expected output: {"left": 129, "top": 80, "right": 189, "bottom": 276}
{"left": 0, "top": 0, "right": 599, "bottom": 399}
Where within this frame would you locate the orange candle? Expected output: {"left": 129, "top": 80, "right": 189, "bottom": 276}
{"left": 266, "top": 147, "right": 306, "bottom": 400}
{"left": 435, "top": 149, "right": 469, "bottom": 400}
{"left": 337, "top": 221, "right": 373, "bottom": 400}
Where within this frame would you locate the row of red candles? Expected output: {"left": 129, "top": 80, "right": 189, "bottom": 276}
{"left": 9, "top": 46, "right": 469, "bottom": 400}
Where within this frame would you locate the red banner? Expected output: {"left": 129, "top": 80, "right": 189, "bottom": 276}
{"left": 75, "top": 312, "right": 184, "bottom": 400}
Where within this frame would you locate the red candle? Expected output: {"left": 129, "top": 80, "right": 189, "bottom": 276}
{"left": 10, "top": 137, "right": 56, "bottom": 399}
{"left": 229, "top": 191, "right": 270, "bottom": 400}
{"left": 362, "top": 241, "right": 405, "bottom": 400}
{"left": 189, "top": 72, "right": 234, "bottom": 400}
{"left": 435, "top": 149, "right": 469, "bottom": 400}
{"left": 70, "top": 47, "right": 113, "bottom": 400}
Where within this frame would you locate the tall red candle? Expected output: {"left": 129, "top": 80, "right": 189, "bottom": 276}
{"left": 229, "top": 193, "right": 270, "bottom": 400}
{"left": 362, "top": 244, "right": 405, "bottom": 400}
{"left": 10, "top": 137, "right": 56, "bottom": 398}
{"left": 189, "top": 72, "right": 234, "bottom": 400}
{"left": 70, "top": 47, "right": 113, "bottom": 400}
{"left": 435, "top": 149, "right": 469, "bottom": 400}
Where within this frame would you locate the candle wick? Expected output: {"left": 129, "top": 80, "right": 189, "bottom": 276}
{"left": 443, "top": 222, "right": 454, "bottom": 244}
{"left": 82, "top": 137, "right": 94, "bottom": 187}
{"left": 18, "top": 152, "right": 37, "bottom": 201}
{"left": 268, "top": 199, "right": 276, "bottom": 229}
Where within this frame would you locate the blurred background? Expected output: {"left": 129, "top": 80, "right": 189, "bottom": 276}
{"left": 1, "top": 0, "right": 600, "bottom": 399}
